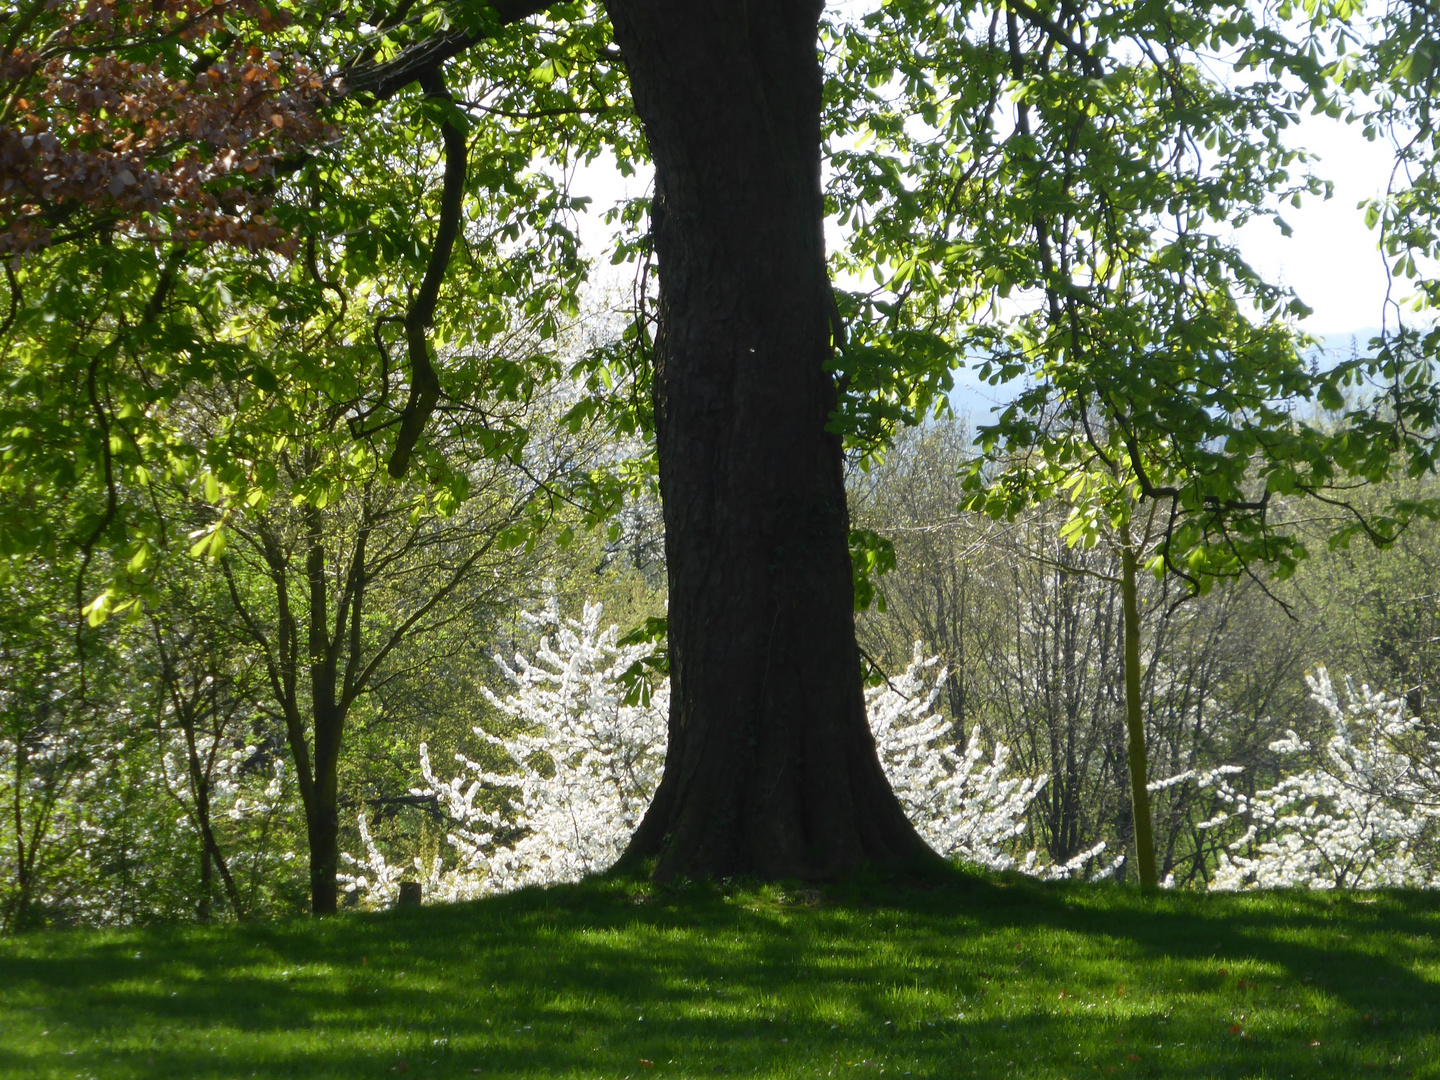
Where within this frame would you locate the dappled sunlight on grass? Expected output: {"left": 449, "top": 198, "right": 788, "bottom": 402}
{"left": 1, "top": 871, "right": 1437, "bottom": 1078}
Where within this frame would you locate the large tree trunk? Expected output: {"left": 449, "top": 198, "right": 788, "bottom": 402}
{"left": 607, "top": 0, "right": 936, "bottom": 880}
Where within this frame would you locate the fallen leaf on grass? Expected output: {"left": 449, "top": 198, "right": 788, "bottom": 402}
{"left": 638, "top": 1059, "right": 654, "bottom": 1067}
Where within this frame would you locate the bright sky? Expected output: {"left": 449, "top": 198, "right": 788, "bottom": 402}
{"left": 568, "top": 111, "right": 1406, "bottom": 328}
{"left": 1229, "top": 106, "right": 1402, "bottom": 338}
{"left": 563, "top": 23, "right": 1430, "bottom": 412}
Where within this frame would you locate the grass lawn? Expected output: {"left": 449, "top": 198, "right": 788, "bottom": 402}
{"left": 1, "top": 870, "right": 1437, "bottom": 1079}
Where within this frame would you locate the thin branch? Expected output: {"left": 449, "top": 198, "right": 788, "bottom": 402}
{"left": 0, "top": 261, "right": 18, "bottom": 340}
{"left": 1294, "top": 482, "right": 1410, "bottom": 549}
{"left": 388, "top": 66, "right": 468, "bottom": 478}
{"left": 336, "top": 1, "right": 556, "bottom": 102}
{"left": 348, "top": 522, "right": 514, "bottom": 704}
{"left": 461, "top": 100, "right": 616, "bottom": 121}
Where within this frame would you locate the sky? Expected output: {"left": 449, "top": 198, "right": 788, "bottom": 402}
{"left": 1228, "top": 107, "right": 1403, "bottom": 337}
{"left": 568, "top": 107, "right": 1406, "bottom": 325}
{"left": 562, "top": 66, "right": 1419, "bottom": 416}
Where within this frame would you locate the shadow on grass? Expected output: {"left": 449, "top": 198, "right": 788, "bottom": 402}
{"left": 1, "top": 871, "right": 1437, "bottom": 1078}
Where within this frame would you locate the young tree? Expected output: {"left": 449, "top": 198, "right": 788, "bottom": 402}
{"left": 145, "top": 575, "right": 266, "bottom": 920}
{"left": 0, "top": 556, "right": 96, "bottom": 930}
{"left": 850, "top": 422, "right": 1319, "bottom": 886}
{"left": 829, "top": 0, "right": 1440, "bottom": 889}
{"left": 215, "top": 447, "right": 550, "bottom": 913}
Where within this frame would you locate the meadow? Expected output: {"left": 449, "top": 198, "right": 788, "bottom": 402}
{"left": 1, "top": 870, "right": 1437, "bottom": 1079}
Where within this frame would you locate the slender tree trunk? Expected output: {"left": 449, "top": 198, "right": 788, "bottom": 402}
{"left": 175, "top": 703, "right": 245, "bottom": 918}
{"left": 607, "top": 0, "right": 935, "bottom": 880}
{"left": 306, "top": 509, "right": 344, "bottom": 915}
{"left": 189, "top": 711, "right": 210, "bottom": 922}
{"left": 1119, "top": 535, "right": 1158, "bottom": 891}
{"left": 5, "top": 741, "right": 30, "bottom": 931}
{"left": 198, "top": 843, "right": 213, "bottom": 921}
{"left": 307, "top": 694, "right": 343, "bottom": 915}
{"left": 191, "top": 780, "right": 244, "bottom": 917}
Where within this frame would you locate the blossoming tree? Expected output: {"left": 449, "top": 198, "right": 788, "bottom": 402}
{"left": 1206, "top": 668, "right": 1440, "bottom": 891}
{"left": 341, "top": 600, "right": 1111, "bottom": 906}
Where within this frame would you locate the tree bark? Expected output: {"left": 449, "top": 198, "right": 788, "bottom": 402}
{"left": 305, "top": 769, "right": 341, "bottom": 915}
{"left": 607, "top": 0, "right": 936, "bottom": 880}
{"left": 305, "top": 509, "right": 344, "bottom": 915}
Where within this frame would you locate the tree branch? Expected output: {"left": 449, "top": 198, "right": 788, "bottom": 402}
{"left": 388, "top": 66, "right": 469, "bottom": 478}
{"left": 0, "top": 261, "right": 18, "bottom": 340}
{"left": 335, "top": 1, "right": 557, "bottom": 102}
{"left": 1006, "top": 0, "right": 1104, "bottom": 80}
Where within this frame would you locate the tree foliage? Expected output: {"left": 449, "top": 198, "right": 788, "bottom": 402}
{"left": 7, "top": 0, "right": 1440, "bottom": 906}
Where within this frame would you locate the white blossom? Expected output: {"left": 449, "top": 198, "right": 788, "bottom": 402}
{"left": 865, "top": 643, "right": 1106, "bottom": 878}
{"left": 1205, "top": 667, "right": 1440, "bottom": 891}
{"left": 342, "top": 597, "right": 666, "bottom": 904}
{"left": 341, "top": 608, "right": 1090, "bottom": 907}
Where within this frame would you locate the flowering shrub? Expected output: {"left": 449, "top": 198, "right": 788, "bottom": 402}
{"left": 865, "top": 645, "right": 1113, "bottom": 879}
{"left": 342, "top": 597, "right": 665, "bottom": 904}
{"left": 342, "top": 602, "right": 1093, "bottom": 906}
{"left": 1204, "top": 668, "right": 1440, "bottom": 890}
{"left": 2, "top": 708, "right": 297, "bottom": 928}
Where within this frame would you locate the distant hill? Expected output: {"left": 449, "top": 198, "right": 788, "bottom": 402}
{"left": 946, "top": 326, "right": 1390, "bottom": 420}
{"left": 1305, "top": 328, "right": 1385, "bottom": 363}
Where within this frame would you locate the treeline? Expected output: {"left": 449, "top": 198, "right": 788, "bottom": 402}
{"left": 853, "top": 418, "right": 1440, "bottom": 888}
{"left": 0, "top": 359, "right": 664, "bottom": 930}
{"left": 6, "top": 406, "right": 1439, "bottom": 929}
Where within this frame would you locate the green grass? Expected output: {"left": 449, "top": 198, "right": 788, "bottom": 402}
{"left": 1, "top": 870, "right": 1438, "bottom": 1079}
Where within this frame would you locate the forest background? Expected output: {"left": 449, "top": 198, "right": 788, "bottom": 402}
{"left": 5, "top": 0, "right": 1440, "bottom": 929}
